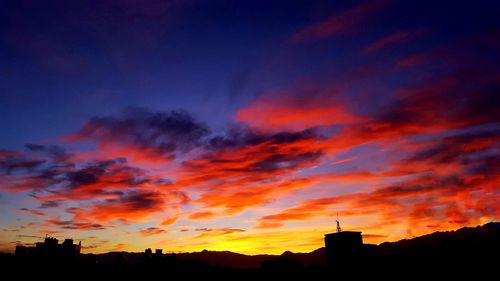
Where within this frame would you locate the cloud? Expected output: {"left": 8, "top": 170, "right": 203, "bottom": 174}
{"left": 1, "top": 150, "right": 176, "bottom": 209}
{"left": 397, "top": 51, "right": 432, "bottom": 68}
{"left": 364, "top": 30, "right": 414, "bottom": 53}
{"left": 139, "top": 227, "right": 168, "bottom": 236}
{"left": 45, "top": 218, "right": 106, "bottom": 230}
{"left": 39, "top": 200, "right": 61, "bottom": 209}
{"left": 160, "top": 216, "right": 178, "bottom": 226}
{"left": 65, "top": 107, "right": 210, "bottom": 164}
{"left": 406, "top": 129, "right": 500, "bottom": 165}
{"left": 335, "top": 71, "right": 500, "bottom": 150}
{"left": 0, "top": 150, "right": 46, "bottom": 175}
{"left": 290, "top": 0, "right": 391, "bottom": 43}
{"left": 1, "top": 145, "right": 189, "bottom": 227}
{"left": 236, "top": 82, "right": 363, "bottom": 132}
{"left": 111, "top": 243, "right": 128, "bottom": 251}
{"left": 72, "top": 190, "right": 183, "bottom": 223}
{"left": 179, "top": 127, "right": 330, "bottom": 214}
{"left": 25, "top": 144, "right": 72, "bottom": 162}
{"left": 193, "top": 228, "right": 245, "bottom": 239}
{"left": 18, "top": 208, "right": 46, "bottom": 217}
{"left": 256, "top": 128, "right": 499, "bottom": 234}
{"left": 188, "top": 211, "right": 216, "bottom": 220}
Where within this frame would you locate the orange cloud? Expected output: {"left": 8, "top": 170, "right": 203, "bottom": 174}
{"left": 160, "top": 216, "right": 178, "bottom": 226}
{"left": 188, "top": 211, "right": 216, "bottom": 220}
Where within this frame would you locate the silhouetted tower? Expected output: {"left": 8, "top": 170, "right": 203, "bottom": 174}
{"left": 336, "top": 213, "right": 342, "bottom": 233}
{"left": 324, "top": 218, "right": 363, "bottom": 267}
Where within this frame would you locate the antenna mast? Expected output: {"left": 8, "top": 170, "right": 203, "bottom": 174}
{"left": 336, "top": 213, "right": 342, "bottom": 232}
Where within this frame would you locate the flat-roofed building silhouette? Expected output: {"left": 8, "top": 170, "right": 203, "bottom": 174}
{"left": 324, "top": 231, "right": 363, "bottom": 265}
{"left": 324, "top": 220, "right": 364, "bottom": 267}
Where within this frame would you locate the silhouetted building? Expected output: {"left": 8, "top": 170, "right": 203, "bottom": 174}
{"left": 15, "top": 236, "right": 81, "bottom": 258}
{"left": 61, "top": 239, "right": 81, "bottom": 256}
{"left": 155, "top": 249, "right": 163, "bottom": 256}
{"left": 15, "top": 245, "right": 27, "bottom": 257}
{"left": 324, "top": 231, "right": 363, "bottom": 266}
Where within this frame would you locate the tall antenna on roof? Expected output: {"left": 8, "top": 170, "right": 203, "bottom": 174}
{"left": 336, "top": 212, "right": 342, "bottom": 233}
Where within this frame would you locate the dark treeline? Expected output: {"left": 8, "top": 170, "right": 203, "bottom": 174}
{"left": 1, "top": 222, "right": 498, "bottom": 280}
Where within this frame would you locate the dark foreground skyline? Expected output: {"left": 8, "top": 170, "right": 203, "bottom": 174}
{"left": 2, "top": 222, "right": 499, "bottom": 279}
{"left": 1, "top": 0, "right": 499, "bottom": 254}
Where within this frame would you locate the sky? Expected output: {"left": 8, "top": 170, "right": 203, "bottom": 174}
{"left": 0, "top": 0, "right": 499, "bottom": 254}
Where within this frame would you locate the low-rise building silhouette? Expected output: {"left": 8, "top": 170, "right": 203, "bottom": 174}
{"left": 144, "top": 248, "right": 164, "bottom": 259}
{"left": 324, "top": 231, "right": 363, "bottom": 266}
{"left": 15, "top": 236, "right": 81, "bottom": 258}
{"left": 324, "top": 219, "right": 365, "bottom": 267}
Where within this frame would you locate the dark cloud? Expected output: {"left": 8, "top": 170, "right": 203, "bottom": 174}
{"left": 16, "top": 235, "right": 44, "bottom": 239}
{"left": 139, "top": 227, "right": 168, "bottom": 236}
{"left": 68, "top": 107, "right": 210, "bottom": 161}
{"left": 373, "top": 174, "right": 467, "bottom": 198}
{"left": 248, "top": 151, "right": 323, "bottom": 172}
{"left": 460, "top": 81, "right": 500, "bottom": 126}
{"left": 189, "top": 126, "right": 326, "bottom": 173}
{"left": 38, "top": 200, "right": 61, "bottom": 209}
{"left": 407, "top": 129, "right": 500, "bottom": 164}
{"left": 47, "top": 218, "right": 105, "bottom": 230}
{"left": 25, "top": 144, "right": 72, "bottom": 162}
{"left": 207, "top": 125, "right": 323, "bottom": 150}
{"left": 0, "top": 150, "right": 46, "bottom": 175}
{"left": 1, "top": 147, "right": 173, "bottom": 209}
{"left": 116, "top": 190, "right": 164, "bottom": 211}
{"left": 18, "top": 208, "right": 45, "bottom": 217}
{"left": 70, "top": 189, "right": 184, "bottom": 223}
{"left": 366, "top": 70, "right": 500, "bottom": 138}
{"left": 193, "top": 227, "right": 245, "bottom": 238}
{"left": 62, "top": 158, "right": 143, "bottom": 189}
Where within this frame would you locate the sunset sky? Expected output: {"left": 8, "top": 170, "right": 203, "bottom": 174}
{"left": 0, "top": 0, "right": 499, "bottom": 254}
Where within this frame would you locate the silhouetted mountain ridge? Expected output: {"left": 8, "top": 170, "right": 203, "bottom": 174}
{"left": 377, "top": 221, "right": 499, "bottom": 258}
{"left": 85, "top": 222, "right": 498, "bottom": 268}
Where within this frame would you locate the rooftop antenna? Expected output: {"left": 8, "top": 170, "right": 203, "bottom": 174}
{"left": 336, "top": 213, "right": 342, "bottom": 233}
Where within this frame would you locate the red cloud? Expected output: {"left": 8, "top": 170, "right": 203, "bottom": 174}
{"left": 290, "top": 0, "right": 391, "bottom": 43}
{"left": 364, "top": 30, "right": 413, "bottom": 53}
{"left": 397, "top": 51, "right": 432, "bottom": 67}
{"left": 236, "top": 96, "right": 361, "bottom": 132}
